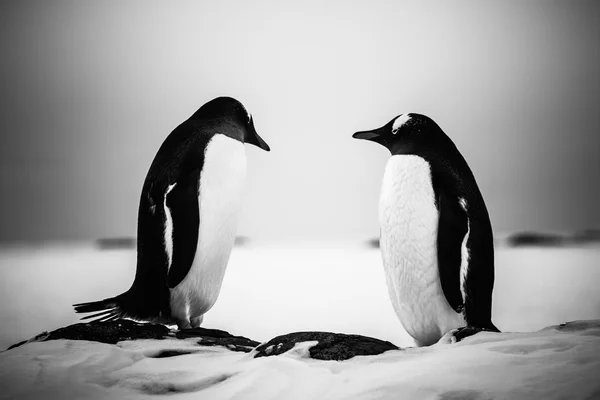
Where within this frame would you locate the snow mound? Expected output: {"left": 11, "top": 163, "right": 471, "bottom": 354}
{"left": 1, "top": 320, "right": 599, "bottom": 399}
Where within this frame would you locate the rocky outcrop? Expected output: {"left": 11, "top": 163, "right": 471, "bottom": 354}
{"left": 174, "top": 327, "right": 260, "bottom": 353}
{"left": 506, "top": 232, "right": 566, "bottom": 247}
{"left": 506, "top": 229, "right": 600, "bottom": 248}
{"left": 96, "top": 236, "right": 252, "bottom": 250}
{"left": 6, "top": 320, "right": 399, "bottom": 360}
{"left": 254, "top": 331, "right": 399, "bottom": 360}
{"left": 7, "top": 320, "right": 169, "bottom": 350}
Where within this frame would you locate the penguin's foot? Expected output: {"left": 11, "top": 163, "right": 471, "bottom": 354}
{"left": 436, "top": 326, "right": 500, "bottom": 346}
{"left": 435, "top": 330, "right": 459, "bottom": 346}
{"left": 452, "top": 326, "right": 482, "bottom": 342}
{"left": 190, "top": 315, "right": 204, "bottom": 328}
{"left": 453, "top": 326, "right": 499, "bottom": 342}
{"left": 175, "top": 315, "right": 204, "bottom": 330}
{"left": 176, "top": 320, "right": 192, "bottom": 330}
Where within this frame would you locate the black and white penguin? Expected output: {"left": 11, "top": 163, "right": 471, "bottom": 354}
{"left": 74, "top": 96, "right": 270, "bottom": 329}
{"left": 353, "top": 113, "right": 498, "bottom": 346}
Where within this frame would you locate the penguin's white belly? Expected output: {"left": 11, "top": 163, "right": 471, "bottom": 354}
{"left": 169, "top": 135, "right": 246, "bottom": 327}
{"left": 379, "top": 155, "right": 464, "bottom": 346}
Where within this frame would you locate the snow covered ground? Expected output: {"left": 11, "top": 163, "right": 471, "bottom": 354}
{"left": 2, "top": 322, "right": 599, "bottom": 400}
{"left": 1, "top": 240, "right": 600, "bottom": 349}
{"left": 1, "top": 240, "right": 599, "bottom": 399}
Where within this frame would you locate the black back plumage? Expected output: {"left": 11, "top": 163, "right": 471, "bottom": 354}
{"left": 353, "top": 114, "right": 497, "bottom": 331}
{"left": 74, "top": 97, "right": 268, "bottom": 324}
{"left": 426, "top": 139, "right": 496, "bottom": 329}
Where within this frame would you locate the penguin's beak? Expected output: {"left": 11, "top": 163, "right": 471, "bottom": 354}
{"left": 352, "top": 126, "right": 385, "bottom": 142}
{"left": 245, "top": 117, "right": 270, "bottom": 151}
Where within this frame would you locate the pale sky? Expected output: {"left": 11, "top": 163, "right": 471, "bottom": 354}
{"left": 0, "top": 0, "right": 598, "bottom": 243}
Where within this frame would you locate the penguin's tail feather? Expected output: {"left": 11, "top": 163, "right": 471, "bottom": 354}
{"left": 73, "top": 295, "right": 128, "bottom": 323}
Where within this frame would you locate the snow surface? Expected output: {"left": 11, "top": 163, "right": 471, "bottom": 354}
{"left": 1, "top": 242, "right": 600, "bottom": 350}
{"left": 1, "top": 323, "right": 599, "bottom": 399}
{"left": 1, "top": 241, "right": 600, "bottom": 399}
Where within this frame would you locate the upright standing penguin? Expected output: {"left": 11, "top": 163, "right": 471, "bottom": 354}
{"left": 353, "top": 113, "right": 498, "bottom": 346}
{"left": 74, "top": 96, "right": 270, "bottom": 329}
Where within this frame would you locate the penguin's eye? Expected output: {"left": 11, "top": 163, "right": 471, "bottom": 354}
{"left": 392, "top": 128, "right": 399, "bottom": 135}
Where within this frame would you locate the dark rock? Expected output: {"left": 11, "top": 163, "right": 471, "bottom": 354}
{"left": 95, "top": 237, "right": 136, "bottom": 250}
{"left": 151, "top": 349, "right": 198, "bottom": 358}
{"left": 5, "top": 320, "right": 259, "bottom": 353}
{"left": 176, "top": 327, "right": 260, "bottom": 352}
{"left": 552, "top": 320, "right": 600, "bottom": 332}
{"left": 6, "top": 322, "right": 398, "bottom": 360}
{"left": 176, "top": 327, "right": 244, "bottom": 340}
{"left": 37, "top": 320, "right": 170, "bottom": 345}
{"left": 571, "top": 229, "right": 600, "bottom": 245}
{"left": 366, "top": 238, "right": 380, "bottom": 249}
{"left": 234, "top": 236, "right": 250, "bottom": 247}
{"left": 506, "top": 232, "right": 565, "bottom": 247}
{"left": 254, "top": 331, "right": 400, "bottom": 361}
{"left": 506, "top": 229, "right": 600, "bottom": 248}
{"left": 6, "top": 340, "right": 28, "bottom": 351}
{"left": 95, "top": 236, "right": 251, "bottom": 250}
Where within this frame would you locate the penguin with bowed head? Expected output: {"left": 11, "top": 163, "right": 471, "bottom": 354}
{"left": 353, "top": 113, "right": 499, "bottom": 346}
{"left": 74, "top": 96, "right": 270, "bottom": 329}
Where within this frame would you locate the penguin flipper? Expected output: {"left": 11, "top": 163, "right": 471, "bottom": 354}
{"left": 462, "top": 208, "right": 497, "bottom": 330}
{"left": 436, "top": 191, "right": 468, "bottom": 313}
{"left": 165, "top": 169, "right": 201, "bottom": 288}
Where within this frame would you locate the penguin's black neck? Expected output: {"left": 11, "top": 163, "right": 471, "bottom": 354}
{"left": 388, "top": 141, "right": 418, "bottom": 156}
{"left": 387, "top": 133, "right": 460, "bottom": 160}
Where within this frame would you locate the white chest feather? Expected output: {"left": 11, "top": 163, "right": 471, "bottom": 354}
{"left": 169, "top": 135, "right": 246, "bottom": 327}
{"left": 379, "top": 155, "right": 464, "bottom": 345}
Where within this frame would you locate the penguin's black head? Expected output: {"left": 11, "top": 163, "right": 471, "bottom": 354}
{"left": 190, "top": 97, "right": 270, "bottom": 151}
{"left": 352, "top": 113, "right": 448, "bottom": 155}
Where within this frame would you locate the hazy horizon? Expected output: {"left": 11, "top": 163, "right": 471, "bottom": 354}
{"left": 1, "top": 1, "right": 599, "bottom": 243}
